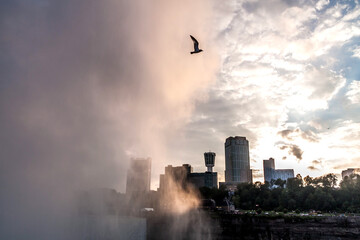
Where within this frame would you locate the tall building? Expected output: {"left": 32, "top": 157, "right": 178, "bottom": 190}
{"left": 263, "top": 158, "right": 294, "bottom": 183}
{"left": 225, "top": 136, "right": 252, "bottom": 183}
{"left": 342, "top": 168, "right": 360, "bottom": 179}
{"left": 126, "top": 158, "right": 151, "bottom": 197}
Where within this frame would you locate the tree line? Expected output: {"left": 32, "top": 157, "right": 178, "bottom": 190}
{"left": 199, "top": 173, "right": 360, "bottom": 213}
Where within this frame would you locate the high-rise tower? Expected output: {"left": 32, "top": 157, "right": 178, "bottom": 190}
{"left": 225, "top": 136, "right": 252, "bottom": 183}
{"left": 204, "top": 152, "right": 216, "bottom": 172}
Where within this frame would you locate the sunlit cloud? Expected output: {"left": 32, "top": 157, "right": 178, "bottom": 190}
{"left": 346, "top": 80, "right": 360, "bottom": 104}
{"left": 2, "top": 2, "right": 360, "bottom": 238}
{"left": 176, "top": 0, "right": 360, "bottom": 182}
{"left": 351, "top": 46, "right": 360, "bottom": 59}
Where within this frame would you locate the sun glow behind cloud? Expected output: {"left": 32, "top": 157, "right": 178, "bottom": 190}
{"left": 173, "top": 0, "right": 360, "bottom": 183}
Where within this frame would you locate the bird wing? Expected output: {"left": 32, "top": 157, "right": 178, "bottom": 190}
{"left": 190, "top": 35, "right": 199, "bottom": 45}
{"left": 190, "top": 35, "right": 199, "bottom": 51}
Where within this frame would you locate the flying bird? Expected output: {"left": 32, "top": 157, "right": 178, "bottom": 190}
{"left": 190, "top": 35, "right": 203, "bottom": 54}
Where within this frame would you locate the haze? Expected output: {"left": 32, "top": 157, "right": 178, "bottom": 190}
{"left": 1, "top": 0, "right": 360, "bottom": 238}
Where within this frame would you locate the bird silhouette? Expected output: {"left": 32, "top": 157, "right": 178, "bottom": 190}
{"left": 190, "top": 35, "right": 203, "bottom": 54}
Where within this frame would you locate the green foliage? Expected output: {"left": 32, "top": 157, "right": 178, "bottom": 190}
{"left": 199, "top": 186, "right": 228, "bottom": 205}
{"left": 200, "top": 174, "right": 360, "bottom": 213}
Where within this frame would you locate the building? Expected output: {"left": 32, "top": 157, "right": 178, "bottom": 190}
{"left": 159, "top": 156, "right": 218, "bottom": 192}
{"left": 263, "top": 158, "right": 294, "bottom": 183}
{"left": 204, "top": 152, "right": 216, "bottom": 172}
{"left": 126, "top": 158, "right": 151, "bottom": 197}
{"left": 159, "top": 164, "right": 191, "bottom": 192}
{"left": 188, "top": 172, "right": 217, "bottom": 189}
{"left": 190, "top": 151, "right": 218, "bottom": 188}
{"left": 224, "top": 136, "right": 252, "bottom": 184}
{"left": 263, "top": 157, "right": 275, "bottom": 183}
{"left": 342, "top": 168, "right": 360, "bottom": 179}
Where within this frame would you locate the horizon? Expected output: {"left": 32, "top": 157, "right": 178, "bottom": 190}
{"left": 2, "top": 1, "right": 359, "bottom": 193}
{"left": 1, "top": 1, "right": 360, "bottom": 238}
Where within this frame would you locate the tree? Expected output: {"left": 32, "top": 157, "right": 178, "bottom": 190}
{"left": 296, "top": 174, "right": 304, "bottom": 187}
{"left": 321, "top": 173, "right": 337, "bottom": 188}
{"left": 199, "top": 186, "right": 212, "bottom": 199}
{"left": 287, "top": 176, "right": 303, "bottom": 192}
{"left": 304, "top": 175, "right": 313, "bottom": 186}
{"left": 274, "top": 178, "right": 286, "bottom": 188}
{"left": 212, "top": 185, "right": 228, "bottom": 205}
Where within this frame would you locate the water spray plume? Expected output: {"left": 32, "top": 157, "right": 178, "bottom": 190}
{"left": 160, "top": 175, "right": 200, "bottom": 214}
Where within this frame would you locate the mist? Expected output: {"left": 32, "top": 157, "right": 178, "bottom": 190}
{"left": 0, "top": 0, "right": 218, "bottom": 238}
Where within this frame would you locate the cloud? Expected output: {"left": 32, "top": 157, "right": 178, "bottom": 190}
{"left": 332, "top": 159, "right": 360, "bottom": 170}
{"left": 278, "top": 143, "right": 304, "bottom": 161}
{"left": 289, "top": 145, "right": 304, "bottom": 161}
{"left": 300, "top": 130, "right": 319, "bottom": 142}
{"left": 307, "top": 159, "right": 323, "bottom": 171}
{"left": 2, "top": 0, "right": 360, "bottom": 236}
{"left": 307, "top": 166, "right": 319, "bottom": 171}
{"left": 278, "top": 128, "right": 319, "bottom": 142}
{"left": 279, "top": 145, "right": 288, "bottom": 150}
{"left": 201, "top": 0, "right": 354, "bottom": 146}
{"left": 346, "top": 80, "right": 360, "bottom": 104}
{"left": 351, "top": 46, "right": 360, "bottom": 59}
{"left": 186, "top": 0, "right": 360, "bottom": 185}
{"left": 312, "top": 159, "right": 322, "bottom": 165}
{"left": 315, "top": 0, "right": 330, "bottom": 11}
{"left": 278, "top": 129, "right": 294, "bottom": 140}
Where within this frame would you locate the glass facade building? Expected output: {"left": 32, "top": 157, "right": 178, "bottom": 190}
{"left": 225, "top": 136, "right": 252, "bottom": 183}
{"left": 263, "top": 158, "right": 294, "bottom": 183}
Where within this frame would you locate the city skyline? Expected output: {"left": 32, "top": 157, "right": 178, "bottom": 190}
{"left": 1, "top": 3, "right": 360, "bottom": 237}
{"left": 159, "top": 1, "right": 360, "bottom": 190}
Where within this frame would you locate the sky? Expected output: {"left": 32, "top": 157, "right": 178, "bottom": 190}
{"left": 1, "top": 2, "right": 360, "bottom": 232}
{"left": 172, "top": 0, "right": 360, "bottom": 184}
